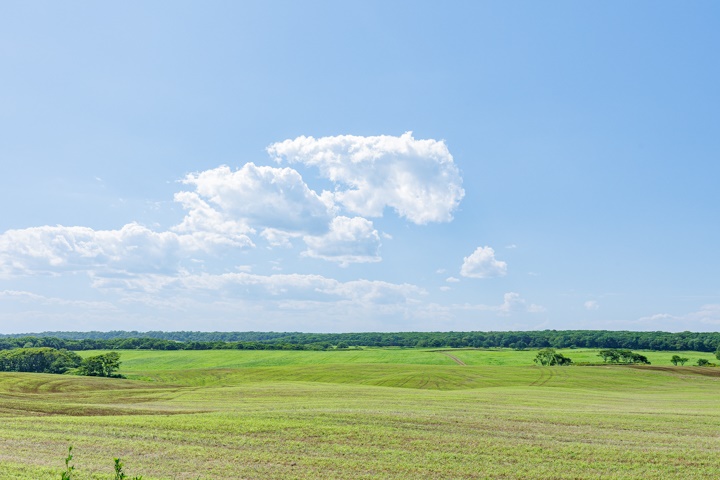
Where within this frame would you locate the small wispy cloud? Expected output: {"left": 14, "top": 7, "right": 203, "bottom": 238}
{"left": 448, "top": 292, "right": 544, "bottom": 316}
{"left": 527, "top": 304, "right": 546, "bottom": 313}
{"left": 584, "top": 300, "right": 599, "bottom": 311}
{"left": 0, "top": 290, "right": 117, "bottom": 310}
{"left": 637, "top": 305, "right": 720, "bottom": 326}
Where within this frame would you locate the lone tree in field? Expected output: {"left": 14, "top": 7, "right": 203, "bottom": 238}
{"left": 598, "top": 349, "right": 650, "bottom": 365}
{"left": 78, "top": 352, "right": 122, "bottom": 377}
{"left": 533, "top": 348, "right": 572, "bottom": 366}
{"left": 598, "top": 349, "right": 620, "bottom": 363}
{"left": 670, "top": 355, "right": 688, "bottom": 366}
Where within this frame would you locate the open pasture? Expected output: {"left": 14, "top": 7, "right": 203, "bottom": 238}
{"left": 0, "top": 348, "right": 719, "bottom": 479}
{"left": 80, "top": 347, "right": 719, "bottom": 371}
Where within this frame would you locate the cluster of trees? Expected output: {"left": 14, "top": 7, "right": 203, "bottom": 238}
{"left": 534, "top": 348, "right": 654, "bottom": 367}
{"left": 77, "top": 352, "right": 122, "bottom": 377}
{"left": 672, "top": 356, "right": 717, "bottom": 367}
{"left": 0, "top": 348, "right": 121, "bottom": 377}
{"left": 533, "top": 348, "right": 572, "bottom": 366}
{"left": 0, "top": 347, "right": 81, "bottom": 374}
{"left": 597, "top": 349, "right": 650, "bottom": 364}
{"left": 4, "top": 330, "right": 720, "bottom": 352}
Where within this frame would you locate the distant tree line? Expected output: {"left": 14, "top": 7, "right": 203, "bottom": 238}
{"left": 0, "top": 337, "right": 331, "bottom": 352}
{"left": 2, "top": 330, "right": 720, "bottom": 352}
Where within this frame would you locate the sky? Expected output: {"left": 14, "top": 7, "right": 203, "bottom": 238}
{"left": 1, "top": 1, "right": 719, "bottom": 333}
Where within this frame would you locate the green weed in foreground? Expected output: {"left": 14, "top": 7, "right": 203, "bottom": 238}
{"left": 112, "top": 456, "right": 142, "bottom": 480}
{"left": 60, "top": 446, "right": 74, "bottom": 480}
{"left": 59, "top": 446, "right": 142, "bottom": 480}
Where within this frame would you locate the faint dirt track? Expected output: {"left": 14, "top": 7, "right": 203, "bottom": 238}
{"left": 438, "top": 352, "right": 466, "bottom": 366}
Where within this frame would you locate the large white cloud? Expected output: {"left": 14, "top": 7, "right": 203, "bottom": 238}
{"left": 267, "top": 132, "right": 464, "bottom": 224}
{"left": 172, "top": 190, "right": 254, "bottom": 246}
{"left": 179, "top": 163, "right": 335, "bottom": 235}
{"left": 175, "top": 163, "right": 394, "bottom": 264}
{"left": 302, "top": 216, "right": 381, "bottom": 266}
{"left": 460, "top": 246, "right": 507, "bottom": 278}
{"left": 0, "top": 223, "right": 248, "bottom": 277}
{"left": 0, "top": 133, "right": 465, "bottom": 283}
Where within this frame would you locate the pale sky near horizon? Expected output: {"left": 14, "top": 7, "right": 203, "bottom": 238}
{"left": 1, "top": 1, "right": 718, "bottom": 333}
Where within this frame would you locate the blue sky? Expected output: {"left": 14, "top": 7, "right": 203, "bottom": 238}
{"left": 1, "top": 1, "right": 718, "bottom": 333}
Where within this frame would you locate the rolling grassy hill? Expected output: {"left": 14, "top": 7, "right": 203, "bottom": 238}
{"left": 0, "top": 348, "right": 719, "bottom": 478}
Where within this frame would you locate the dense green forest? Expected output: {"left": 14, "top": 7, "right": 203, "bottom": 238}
{"left": 1, "top": 330, "right": 719, "bottom": 352}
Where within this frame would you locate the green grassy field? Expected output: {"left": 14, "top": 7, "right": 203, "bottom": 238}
{"left": 1, "top": 348, "right": 719, "bottom": 479}
{"left": 79, "top": 347, "right": 718, "bottom": 369}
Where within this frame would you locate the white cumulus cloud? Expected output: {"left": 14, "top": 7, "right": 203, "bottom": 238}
{"left": 0, "top": 132, "right": 467, "bottom": 287}
{"left": 497, "top": 292, "right": 526, "bottom": 315}
{"left": 460, "top": 246, "right": 507, "bottom": 278}
{"left": 267, "top": 132, "right": 464, "bottom": 224}
{"left": 302, "top": 216, "right": 381, "bottom": 266}
{"left": 259, "top": 228, "right": 300, "bottom": 248}
{"left": 179, "top": 163, "right": 335, "bottom": 235}
{"left": 0, "top": 223, "right": 241, "bottom": 277}
{"left": 176, "top": 163, "right": 386, "bottom": 265}
{"left": 172, "top": 190, "right": 254, "bottom": 246}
